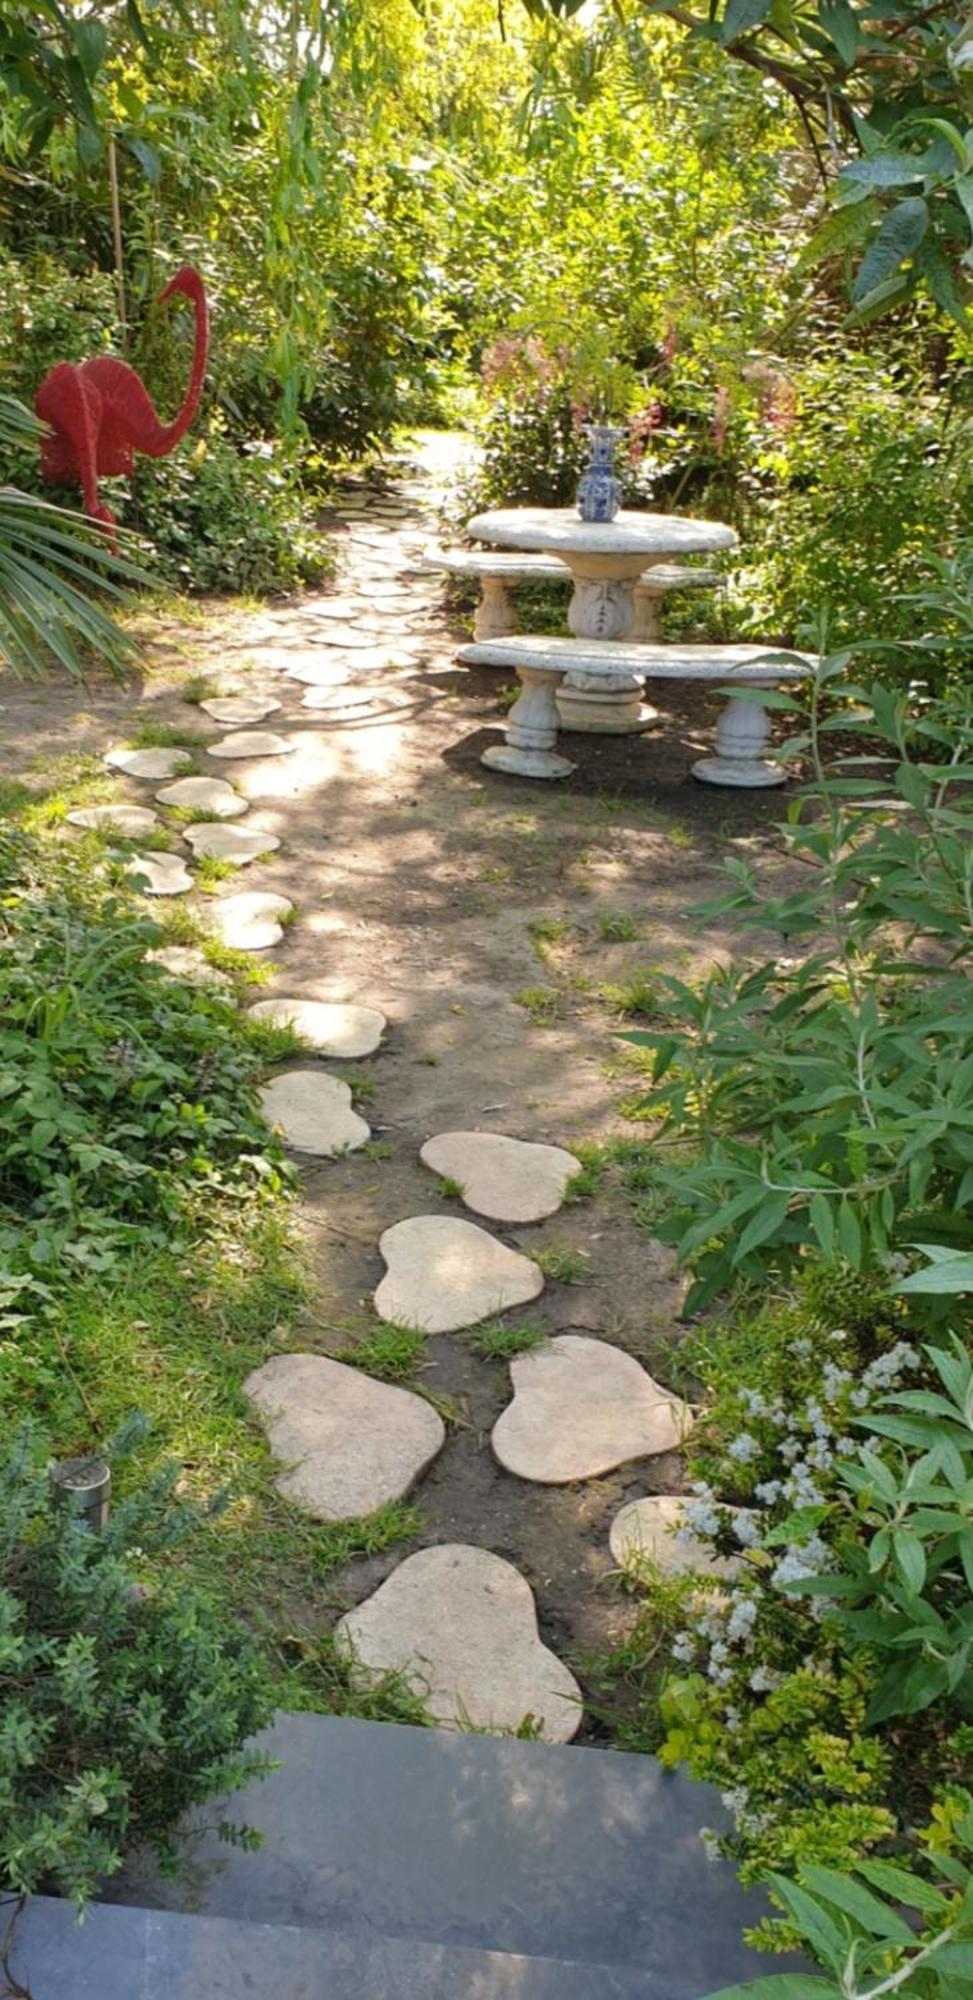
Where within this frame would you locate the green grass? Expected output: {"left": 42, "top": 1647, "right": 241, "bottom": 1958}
{"left": 464, "top": 1318, "right": 548, "bottom": 1360}
{"left": 513, "top": 985, "right": 560, "bottom": 1025}
{"left": 131, "top": 721, "right": 211, "bottom": 751}
{"left": 528, "top": 916, "right": 572, "bottom": 961}
{"left": 0, "top": 1218, "right": 421, "bottom": 1702}
{"left": 333, "top": 1322, "right": 426, "bottom": 1383}
{"left": 598, "top": 974, "right": 659, "bottom": 1018}
{"left": 180, "top": 675, "right": 224, "bottom": 704}
{"left": 194, "top": 853, "right": 236, "bottom": 890}
{"left": 277, "top": 1630, "right": 432, "bottom": 1725}
{"left": 561, "top": 1141, "right": 606, "bottom": 1203}
{"left": 436, "top": 1175, "right": 464, "bottom": 1200}
{"left": 344, "top": 1066, "right": 378, "bottom": 1105}
{"left": 596, "top": 908, "right": 639, "bottom": 942}
{"left": 535, "top": 1243, "right": 590, "bottom": 1285}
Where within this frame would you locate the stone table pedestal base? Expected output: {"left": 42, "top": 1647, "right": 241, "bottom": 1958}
{"left": 556, "top": 683, "right": 658, "bottom": 735}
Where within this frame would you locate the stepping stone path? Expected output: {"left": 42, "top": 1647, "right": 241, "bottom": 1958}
{"left": 145, "top": 946, "right": 233, "bottom": 989}
{"left": 335, "top": 1545, "right": 581, "bottom": 1742}
{"left": 244, "top": 1354, "right": 444, "bottom": 1521}
{"left": 67, "top": 803, "right": 158, "bottom": 834}
{"left": 375, "top": 1215, "right": 543, "bottom": 1333}
{"left": 126, "top": 851, "right": 194, "bottom": 896}
{"left": 609, "top": 1495, "right": 749, "bottom": 1585}
{"left": 492, "top": 1336, "right": 692, "bottom": 1484}
{"left": 200, "top": 696, "right": 281, "bottom": 724}
{"left": 247, "top": 998, "right": 386, "bottom": 1057}
{"left": 210, "top": 890, "right": 292, "bottom": 950}
{"left": 259, "top": 1070, "right": 370, "bottom": 1155}
{"left": 419, "top": 1131, "right": 579, "bottom": 1224}
{"left": 156, "top": 775, "right": 248, "bottom": 817}
{"left": 183, "top": 823, "right": 280, "bottom": 864}
{"left": 105, "top": 745, "right": 191, "bottom": 780}
{"left": 88, "top": 471, "right": 707, "bottom": 1745}
{"left": 207, "top": 730, "right": 294, "bottom": 760}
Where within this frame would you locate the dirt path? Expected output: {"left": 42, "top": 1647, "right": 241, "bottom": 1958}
{"left": 0, "top": 433, "right": 792, "bottom": 1736}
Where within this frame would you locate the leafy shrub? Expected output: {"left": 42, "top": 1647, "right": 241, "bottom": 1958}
{"left": 731, "top": 354, "right": 973, "bottom": 650}
{"left": 0, "top": 828, "right": 288, "bottom": 1273}
{"left": 125, "top": 429, "right": 330, "bottom": 595}
{"left": 458, "top": 329, "right": 651, "bottom": 515}
{"left": 0, "top": 252, "right": 118, "bottom": 402}
{"left": 623, "top": 665, "right": 973, "bottom": 1312}
{"left": 0, "top": 1416, "right": 272, "bottom": 1910}
{"left": 705, "top": 1809, "right": 973, "bottom": 2000}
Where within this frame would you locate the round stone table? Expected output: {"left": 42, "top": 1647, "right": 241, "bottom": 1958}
{"left": 466, "top": 508, "right": 737, "bottom": 750}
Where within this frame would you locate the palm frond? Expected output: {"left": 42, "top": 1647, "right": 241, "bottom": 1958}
{"left": 0, "top": 393, "right": 151, "bottom": 681}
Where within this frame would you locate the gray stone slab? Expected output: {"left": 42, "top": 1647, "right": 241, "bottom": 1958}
{"left": 13, "top": 1899, "right": 664, "bottom": 1999}
{"left": 105, "top": 1711, "right": 795, "bottom": 1992}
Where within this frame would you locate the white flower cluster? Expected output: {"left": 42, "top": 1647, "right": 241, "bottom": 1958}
{"left": 665, "top": 1330, "right": 921, "bottom": 1728}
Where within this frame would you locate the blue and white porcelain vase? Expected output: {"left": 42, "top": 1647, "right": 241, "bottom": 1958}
{"left": 576, "top": 423, "right": 623, "bottom": 523}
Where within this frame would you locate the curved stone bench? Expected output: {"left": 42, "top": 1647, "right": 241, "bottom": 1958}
{"left": 459, "top": 635, "right": 812, "bottom": 786}
{"left": 427, "top": 546, "right": 724, "bottom": 642}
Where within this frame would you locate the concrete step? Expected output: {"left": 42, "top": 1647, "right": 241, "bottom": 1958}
{"left": 102, "top": 1712, "right": 785, "bottom": 1995}
{"left": 11, "top": 1898, "right": 665, "bottom": 2000}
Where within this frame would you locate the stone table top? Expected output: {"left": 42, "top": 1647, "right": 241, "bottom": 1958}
{"left": 466, "top": 508, "right": 737, "bottom": 561}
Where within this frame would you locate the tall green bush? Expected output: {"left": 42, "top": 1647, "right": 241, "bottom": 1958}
{"left": 623, "top": 665, "right": 973, "bottom": 1312}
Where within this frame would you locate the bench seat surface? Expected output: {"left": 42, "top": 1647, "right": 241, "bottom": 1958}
{"left": 460, "top": 637, "right": 811, "bottom": 682}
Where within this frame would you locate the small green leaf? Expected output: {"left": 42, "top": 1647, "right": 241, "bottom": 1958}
{"left": 721, "top": 0, "right": 771, "bottom": 43}
{"left": 852, "top": 198, "right": 928, "bottom": 301}
{"left": 819, "top": 0, "right": 860, "bottom": 66}
{"left": 798, "top": 1864, "right": 915, "bottom": 1944}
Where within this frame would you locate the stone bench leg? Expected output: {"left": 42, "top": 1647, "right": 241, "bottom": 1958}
{"left": 482, "top": 663, "right": 576, "bottom": 780}
{"left": 692, "top": 689, "right": 786, "bottom": 788}
{"left": 475, "top": 576, "right": 519, "bottom": 641}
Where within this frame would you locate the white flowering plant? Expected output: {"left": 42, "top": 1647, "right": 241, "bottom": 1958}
{"left": 644, "top": 1304, "right": 973, "bottom": 1965}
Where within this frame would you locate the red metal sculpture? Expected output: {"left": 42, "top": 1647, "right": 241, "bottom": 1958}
{"left": 35, "top": 266, "right": 209, "bottom": 532}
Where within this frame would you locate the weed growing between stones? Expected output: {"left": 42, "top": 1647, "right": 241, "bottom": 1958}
{"left": 334, "top": 1323, "right": 428, "bottom": 1384}
{"left": 464, "top": 1318, "right": 548, "bottom": 1360}
{"left": 535, "top": 1244, "right": 590, "bottom": 1285}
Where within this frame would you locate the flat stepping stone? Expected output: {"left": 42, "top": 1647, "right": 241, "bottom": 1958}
{"left": 125, "top": 851, "right": 193, "bottom": 896}
{"left": 283, "top": 660, "right": 350, "bottom": 688}
{"left": 200, "top": 696, "right": 281, "bottom": 724}
{"left": 207, "top": 731, "right": 294, "bottom": 760}
{"left": 67, "top": 803, "right": 158, "bottom": 835}
{"left": 315, "top": 598, "right": 370, "bottom": 620}
{"left": 609, "top": 1495, "right": 749, "bottom": 1583}
{"left": 244, "top": 1353, "right": 444, "bottom": 1521}
{"left": 309, "top": 628, "right": 398, "bottom": 651}
{"left": 155, "top": 776, "right": 248, "bottom": 818}
{"left": 375, "top": 1216, "right": 543, "bottom": 1333}
{"left": 183, "top": 823, "right": 280, "bottom": 864}
{"left": 259, "top": 1070, "right": 370, "bottom": 1154}
{"left": 210, "top": 891, "right": 292, "bottom": 950}
{"left": 420, "top": 1132, "right": 578, "bottom": 1224}
{"left": 104, "top": 746, "right": 191, "bottom": 780}
{"left": 247, "top": 997, "right": 385, "bottom": 1056}
{"left": 335, "top": 1545, "right": 581, "bottom": 1741}
{"left": 492, "top": 1336, "right": 692, "bottom": 1484}
{"left": 145, "top": 946, "right": 232, "bottom": 989}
